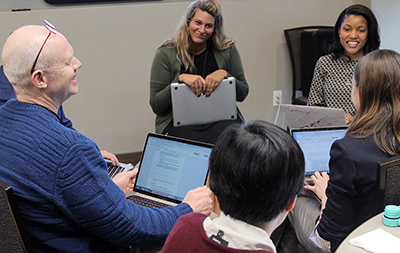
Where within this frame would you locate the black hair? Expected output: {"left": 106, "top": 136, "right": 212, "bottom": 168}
{"left": 208, "top": 120, "right": 305, "bottom": 225}
{"left": 330, "top": 4, "right": 380, "bottom": 60}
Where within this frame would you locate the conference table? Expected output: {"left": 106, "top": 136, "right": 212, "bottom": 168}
{"left": 119, "top": 152, "right": 400, "bottom": 253}
{"left": 336, "top": 211, "right": 400, "bottom": 252}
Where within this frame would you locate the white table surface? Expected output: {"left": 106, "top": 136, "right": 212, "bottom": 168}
{"left": 336, "top": 212, "right": 400, "bottom": 252}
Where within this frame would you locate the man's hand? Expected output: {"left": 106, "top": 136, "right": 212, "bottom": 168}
{"left": 112, "top": 168, "right": 139, "bottom": 193}
{"left": 182, "top": 186, "right": 213, "bottom": 216}
{"left": 101, "top": 150, "right": 120, "bottom": 166}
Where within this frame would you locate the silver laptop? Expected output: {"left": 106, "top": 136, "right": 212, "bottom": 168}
{"left": 171, "top": 77, "right": 237, "bottom": 127}
{"left": 291, "top": 126, "right": 347, "bottom": 178}
{"left": 282, "top": 104, "right": 346, "bottom": 129}
{"left": 125, "top": 133, "right": 213, "bottom": 208}
{"left": 106, "top": 160, "right": 134, "bottom": 179}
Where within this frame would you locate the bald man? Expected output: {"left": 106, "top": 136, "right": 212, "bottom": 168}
{"left": 0, "top": 63, "right": 121, "bottom": 165}
{"left": 0, "top": 23, "right": 212, "bottom": 252}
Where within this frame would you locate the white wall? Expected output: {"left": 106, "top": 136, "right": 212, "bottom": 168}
{"left": 0, "top": 0, "right": 357, "bottom": 154}
{"left": 372, "top": 0, "right": 400, "bottom": 53}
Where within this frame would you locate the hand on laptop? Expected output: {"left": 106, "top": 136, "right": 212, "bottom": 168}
{"left": 112, "top": 168, "right": 139, "bottom": 193}
{"left": 178, "top": 70, "right": 227, "bottom": 97}
{"left": 305, "top": 171, "right": 329, "bottom": 211}
{"left": 203, "top": 69, "right": 228, "bottom": 96}
{"left": 182, "top": 186, "right": 213, "bottom": 216}
{"left": 100, "top": 150, "right": 120, "bottom": 166}
{"left": 345, "top": 113, "right": 354, "bottom": 125}
{"left": 179, "top": 74, "right": 205, "bottom": 97}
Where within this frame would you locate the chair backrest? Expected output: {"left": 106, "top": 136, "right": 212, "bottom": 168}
{"left": 0, "top": 180, "right": 34, "bottom": 253}
{"left": 284, "top": 26, "right": 334, "bottom": 105}
{"left": 377, "top": 155, "right": 400, "bottom": 212}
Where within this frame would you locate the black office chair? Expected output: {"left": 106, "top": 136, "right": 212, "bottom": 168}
{"left": 0, "top": 180, "right": 34, "bottom": 253}
{"left": 284, "top": 26, "right": 334, "bottom": 105}
{"left": 376, "top": 155, "right": 400, "bottom": 212}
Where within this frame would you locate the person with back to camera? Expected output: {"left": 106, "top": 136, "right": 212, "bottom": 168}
{"left": 307, "top": 4, "right": 380, "bottom": 125}
{"left": 149, "top": 0, "right": 249, "bottom": 144}
{"left": 162, "top": 120, "right": 305, "bottom": 252}
{"left": 289, "top": 49, "right": 400, "bottom": 253}
{"left": 0, "top": 22, "right": 212, "bottom": 252}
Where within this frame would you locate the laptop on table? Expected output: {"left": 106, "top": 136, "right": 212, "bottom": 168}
{"left": 291, "top": 126, "right": 348, "bottom": 183}
{"left": 171, "top": 77, "right": 237, "bottom": 127}
{"left": 125, "top": 133, "right": 213, "bottom": 208}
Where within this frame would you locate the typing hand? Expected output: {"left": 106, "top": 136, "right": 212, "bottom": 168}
{"left": 101, "top": 150, "right": 120, "bottom": 166}
{"left": 304, "top": 171, "right": 329, "bottom": 202}
{"left": 182, "top": 186, "right": 213, "bottom": 216}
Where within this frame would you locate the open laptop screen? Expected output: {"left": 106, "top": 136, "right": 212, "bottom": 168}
{"left": 291, "top": 126, "right": 347, "bottom": 176}
{"left": 135, "top": 133, "right": 213, "bottom": 202}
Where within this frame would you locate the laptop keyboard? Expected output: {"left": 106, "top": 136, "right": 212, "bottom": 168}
{"left": 108, "top": 164, "right": 125, "bottom": 178}
{"left": 127, "top": 195, "right": 170, "bottom": 209}
{"left": 304, "top": 178, "right": 314, "bottom": 186}
{"left": 107, "top": 161, "right": 135, "bottom": 179}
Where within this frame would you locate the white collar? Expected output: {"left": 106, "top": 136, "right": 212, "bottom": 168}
{"left": 203, "top": 212, "right": 277, "bottom": 252}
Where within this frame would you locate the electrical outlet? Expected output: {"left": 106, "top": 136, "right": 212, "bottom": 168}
{"left": 273, "top": 90, "right": 282, "bottom": 107}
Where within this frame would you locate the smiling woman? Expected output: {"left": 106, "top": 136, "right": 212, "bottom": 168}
{"left": 187, "top": 9, "right": 215, "bottom": 56}
{"left": 291, "top": 49, "right": 400, "bottom": 253}
{"left": 307, "top": 4, "right": 380, "bottom": 123}
{"left": 149, "top": 0, "right": 249, "bottom": 144}
{"left": 338, "top": 14, "right": 368, "bottom": 61}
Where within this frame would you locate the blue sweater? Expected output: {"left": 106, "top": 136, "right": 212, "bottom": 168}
{"left": 0, "top": 65, "right": 73, "bottom": 128}
{"left": 0, "top": 100, "right": 192, "bottom": 252}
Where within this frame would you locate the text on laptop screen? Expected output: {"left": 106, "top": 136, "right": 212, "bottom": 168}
{"left": 292, "top": 128, "right": 347, "bottom": 175}
{"left": 135, "top": 135, "right": 212, "bottom": 201}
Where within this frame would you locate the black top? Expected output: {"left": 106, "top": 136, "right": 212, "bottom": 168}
{"left": 181, "top": 45, "right": 218, "bottom": 78}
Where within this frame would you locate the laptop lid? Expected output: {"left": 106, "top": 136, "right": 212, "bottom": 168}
{"left": 128, "top": 133, "right": 213, "bottom": 206}
{"left": 282, "top": 104, "right": 346, "bottom": 129}
{"left": 171, "top": 77, "right": 237, "bottom": 127}
{"left": 291, "top": 126, "right": 347, "bottom": 176}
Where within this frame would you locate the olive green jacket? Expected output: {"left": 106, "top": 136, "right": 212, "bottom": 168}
{"left": 149, "top": 42, "right": 249, "bottom": 133}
